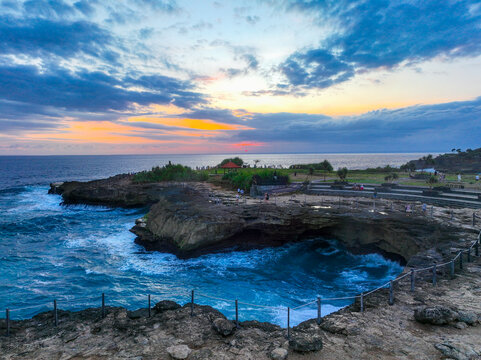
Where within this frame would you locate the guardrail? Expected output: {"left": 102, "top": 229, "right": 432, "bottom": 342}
{"left": 3, "top": 230, "right": 480, "bottom": 339}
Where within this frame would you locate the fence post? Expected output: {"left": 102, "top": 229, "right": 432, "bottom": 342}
{"left": 410, "top": 269, "right": 415, "bottom": 292}
{"left": 450, "top": 260, "right": 455, "bottom": 278}
{"left": 459, "top": 251, "right": 463, "bottom": 270}
{"left": 360, "top": 293, "right": 364, "bottom": 313}
{"left": 6, "top": 309, "right": 9, "bottom": 336}
{"left": 450, "top": 210, "right": 453, "bottom": 221}
{"left": 54, "top": 299, "right": 58, "bottom": 326}
{"left": 148, "top": 294, "right": 151, "bottom": 318}
{"left": 190, "top": 290, "right": 194, "bottom": 316}
{"left": 316, "top": 297, "right": 321, "bottom": 324}
{"left": 235, "top": 300, "right": 239, "bottom": 328}
{"left": 101, "top": 293, "right": 105, "bottom": 318}
{"left": 468, "top": 248, "right": 471, "bottom": 262}
{"left": 476, "top": 240, "right": 479, "bottom": 257}
{"left": 432, "top": 264, "right": 437, "bottom": 286}
{"left": 389, "top": 281, "right": 394, "bottom": 305}
{"left": 473, "top": 213, "right": 476, "bottom": 226}
{"left": 287, "top": 307, "right": 291, "bottom": 339}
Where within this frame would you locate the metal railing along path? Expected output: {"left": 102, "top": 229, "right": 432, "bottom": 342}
{"left": 2, "top": 230, "right": 480, "bottom": 339}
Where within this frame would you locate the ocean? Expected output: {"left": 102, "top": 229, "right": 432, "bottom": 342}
{"left": 0, "top": 154, "right": 411, "bottom": 325}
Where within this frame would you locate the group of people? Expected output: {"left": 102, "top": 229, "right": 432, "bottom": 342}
{"left": 352, "top": 183, "right": 365, "bottom": 191}
{"left": 236, "top": 188, "right": 245, "bottom": 202}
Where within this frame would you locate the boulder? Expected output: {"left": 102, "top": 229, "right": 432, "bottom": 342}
{"left": 456, "top": 311, "right": 478, "bottom": 325}
{"left": 270, "top": 347, "right": 288, "bottom": 360}
{"left": 154, "top": 300, "right": 181, "bottom": 313}
{"left": 212, "top": 318, "right": 236, "bottom": 336}
{"left": 414, "top": 306, "right": 458, "bottom": 325}
{"left": 127, "top": 308, "right": 149, "bottom": 319}
{"left": 289, "top": 330, "right": 323, "bottom": 352}
{"left": 434, "top": 342, "right": 480, "bottom": 360}
{"left": 166, "top": 344, "right": 192, "bottom": 360}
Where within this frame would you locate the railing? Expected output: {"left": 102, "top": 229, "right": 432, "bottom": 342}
{"left": 3, "top": 231, "right": 480, "bottom": 338}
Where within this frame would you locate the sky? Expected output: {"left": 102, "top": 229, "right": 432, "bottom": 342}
{"left": 1, "top": 0, "right": 481, "bottom": 155}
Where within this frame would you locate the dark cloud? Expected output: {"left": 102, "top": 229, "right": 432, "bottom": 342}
{"left": 230, "top": 97, "right": 481, "bottom": 151}
{"left": 180, "top": 108, "right": 246, "bottom": 124}
{"left": 0, "top": 16, "right": 116, "bottom": 61}
{"left": 73, "top": 0, "right": 96, "bottom": 16}
{"left": 280, "top": 0, "right": 481, "bottom": 89}
{"left": 0, "top": 64, "right": 205, "bottom": 119}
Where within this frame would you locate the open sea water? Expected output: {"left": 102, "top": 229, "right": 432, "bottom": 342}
{"left": 0, "top": 154, "right": 412, "bottom": 325}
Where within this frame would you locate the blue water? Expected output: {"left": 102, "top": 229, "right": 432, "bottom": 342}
{"left": 0, "top": 155, "right": 405, "bottom": 326}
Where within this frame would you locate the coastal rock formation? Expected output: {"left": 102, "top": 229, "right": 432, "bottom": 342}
{"left": 130, "top": 186, "right": 468, "bottom": 264}
{"left": 49, "top": 176, "right": 473, "bottom": 264}
{"left": 49, "top": 174, "right": 163, "bottom": 207}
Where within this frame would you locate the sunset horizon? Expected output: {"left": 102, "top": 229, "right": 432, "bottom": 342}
{"left": 1, "top": 1, "right": 481, "bottom": 155}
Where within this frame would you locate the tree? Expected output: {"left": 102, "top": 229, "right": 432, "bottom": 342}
{"left": 253, "top": 159, "right": 261, "bottom": 168}
{"left": 320, "top": 160, "right": 333, "bottom": 172}
{"left": 319, "top": 160, "right": 333, "bottom": 181}
{"left": 385, "top": 172, "right": 399, "bottom": 183}
{"left": 337, "top": 167, "right": 348, "bottom": 182}
{"left": 427, "top": 175, "right": 438, "bottom": 189}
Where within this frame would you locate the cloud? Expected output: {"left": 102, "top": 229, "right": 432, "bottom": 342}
{"left": 226, "top": 97, "right": 481, "bottom": 152}
{"left": 23, "top": 0, "right": 76, "bottom": 18}
{"left": 245, "top": 15, "right": 260, "bottom": 25}
{"left": 0, "top": 63, "right": 205, "bottom": 123}
{"left": 0, "top": 16, "right": 116, "bottom": 61}
{"left": 222, "top": 53, "right": 259, "bottom": 78}
{"left": 279, "top": 0, "right": 481, "bottom": 90}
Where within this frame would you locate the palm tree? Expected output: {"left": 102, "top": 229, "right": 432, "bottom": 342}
{"left": 253, "top": 159, "right": 261, "bottom": 168}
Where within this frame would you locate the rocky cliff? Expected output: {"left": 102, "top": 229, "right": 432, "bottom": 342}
{"left": 50, "top": 176, "right": 474, "bottom": 266}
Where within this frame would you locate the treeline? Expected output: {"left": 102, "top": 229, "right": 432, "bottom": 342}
{"left": 289, "top": 160, "right": 333, "bottom": 171}
{"left": 222, "top": 169, "right": 289, "bottom": 191}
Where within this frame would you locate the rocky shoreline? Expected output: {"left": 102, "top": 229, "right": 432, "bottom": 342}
{"left": 49, "top": 176, "right": 476, "bottom": 265}
{"left": 1, "top": 254, "right": 481, "bottom": 359}
{"left": 3, "top": 175, "right": 475, "bottom": 359}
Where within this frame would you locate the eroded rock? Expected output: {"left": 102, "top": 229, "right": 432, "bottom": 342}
{"left": 212, "top": 317, "right": 236, "bottom": 336}
{"left": 414, "top": 305, "right": 458, "bottom": 325}
{"left": 270, "top": 347, "right": 288, "bottom": 360}
{"left": 154, "top": 300, "right": 181, "bottom": 313}
{"left": 434, "top": 342, "right": 480, "bottom": 360}
{"left": 167, "top": 344, "right": 192, "bottom": 359}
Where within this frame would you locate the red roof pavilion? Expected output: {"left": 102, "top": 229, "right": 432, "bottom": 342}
{"left": 220, "top": 161, "right": 241, "bottom": 169}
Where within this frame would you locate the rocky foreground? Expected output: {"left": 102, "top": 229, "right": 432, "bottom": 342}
{"left": 1, "top": 255, "right": 481, "bottom": 360}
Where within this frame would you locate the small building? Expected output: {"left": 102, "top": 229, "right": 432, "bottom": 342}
{"left": 220, "top": 161, "right": 241, "bottom": 174}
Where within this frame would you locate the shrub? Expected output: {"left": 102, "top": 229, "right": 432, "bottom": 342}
{"left": 221, "top": 169, "right": 290, "bottom": 191}
{"left": 133, "top": 164, "right": 207, "bottom": 183}
{"left": 337, "top": 167, "right": 348, "bottom": 181}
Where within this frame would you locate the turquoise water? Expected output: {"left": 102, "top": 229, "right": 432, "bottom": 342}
{"left": 0, "top": 155, "right": 406, "bottom": 326}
